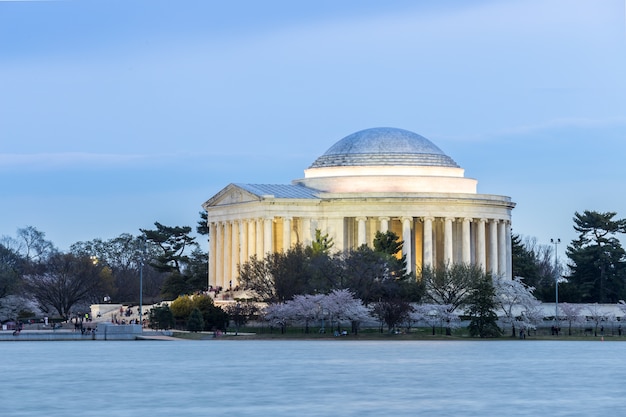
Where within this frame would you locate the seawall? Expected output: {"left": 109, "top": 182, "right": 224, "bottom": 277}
{"left": 0, "top": 324, "right": 172, "bottom": 341}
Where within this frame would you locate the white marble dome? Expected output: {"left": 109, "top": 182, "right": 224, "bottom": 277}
{"left": 309, "top": 127, "right": 459, "bottom": 168}
{"left": 297, "top": 127, "right": 476, "bottom": 194}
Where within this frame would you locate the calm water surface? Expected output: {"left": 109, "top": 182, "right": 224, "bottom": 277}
{"left": 0, "top": 339, "right": 623, "bottom": 416}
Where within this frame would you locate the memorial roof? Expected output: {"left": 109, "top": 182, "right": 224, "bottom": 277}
{"left": 235, "top": 183, "right": 320, "bottom": 199}
{"left": 309, "top": 127, "right": 459, "bottom": 168}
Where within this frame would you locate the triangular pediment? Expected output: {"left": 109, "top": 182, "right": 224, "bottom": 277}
{"left": 203, "top": 184, "right": 262, "bottom": 208}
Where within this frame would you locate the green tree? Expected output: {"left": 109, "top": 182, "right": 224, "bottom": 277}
{"left": 564, "top": 210, "right": 626, "bottom": 303}
{"left": 373, "top": 231, "right": 407, "bottom": 279}
{"left": 373, "top": 230, "right": 403, "bottom": 256}
{"left": 310, "top": 229, "right": 334, "bottom": 256}
{"left": 197, "top": 211, "right": 209, "bottom": 236}
{"left": 141, "top": 222, "right": 196, "bottom": 275}
{"left": 340, "top": 245, "right": 389, "bottom": 304}
{"left": 141, "top": 222, "right": 206, "bottom": 298}
{"left": 511, "top": 234, "right": 555, "bottom": 302}
{"left": 341, "top": 241, "right": 421, "bottom": 306}
{"left": 186, "top": 307, "right": 205, "bottom": 332}
{"left": 306, "top": 250, "right": 343, "bottom": 294}
{"left": 466, "top": 273, "right": 501, "bottom": 338}
{"left": 170, "top": 295, "right": 194, "bottom": 321}
{"left": 0, "top": 244, "right": 22, "bottom": 300}
{"left": 148, "top": 304, "right": 174, "bottom": 330}
{"left": 192, "top": 294, "right": 228, "bottom": 331}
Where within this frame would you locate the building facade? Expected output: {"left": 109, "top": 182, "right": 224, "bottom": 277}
{"left": 202, "top": 127, "right": 515, "bottom": 290}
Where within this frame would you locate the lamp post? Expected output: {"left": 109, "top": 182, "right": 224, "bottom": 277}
{"left": 139, "top": 235, "right": 145, "bottom": 327}
{"left": 551, "top": 238, "right": 560, "bottom": 332}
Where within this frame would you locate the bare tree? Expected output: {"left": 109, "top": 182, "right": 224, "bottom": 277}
{"left": 421, "top": 263, "right": 483, "bottom": 311}
{"left": 3, "top": 226, "right": 57, "bottom": 264}
{"left": 23, "top": 253, "right": 109, "bottom": 319}
{"left": 586, "top": 303, "right": 612, "bottom": 337}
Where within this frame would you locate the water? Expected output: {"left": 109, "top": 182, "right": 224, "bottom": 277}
{"left": 0, "top": 339, "right": 623, "bottom": 416}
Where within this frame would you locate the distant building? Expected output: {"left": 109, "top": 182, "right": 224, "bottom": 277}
{"left": 202, "top": 127, "right": 515, "bottom": 290}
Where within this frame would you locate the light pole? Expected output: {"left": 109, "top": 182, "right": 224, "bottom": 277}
{"left": 551, "top": 238, "right": 560, "bottom": 332}
{"left": 139, "top": 235, "right": 145, "bottom": 327}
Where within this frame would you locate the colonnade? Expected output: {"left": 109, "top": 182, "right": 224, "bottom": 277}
{"left": 208, "top": 215, "right": 512, "bottom": 290}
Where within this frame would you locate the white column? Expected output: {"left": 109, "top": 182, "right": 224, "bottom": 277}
{"left": 462, "top": 218, "right": 471, "bottom": 265}
{"left": 379, "top": 217, "right": 390, "bottom": 233}
{"left": 423, "top": 217, "right": 434, "bottom": 268}
{"left": 489, "top": 219, "right": 498, "bottom": 275}
{"left": 223, "top": 222, "right": 231, "bottom": 289}
{"left": 264, "top": 217, "right": 273, "bottom": 255}
{"left": 215, "top": 222, "right": 223, "bottom": 289}
{"left": 209, "top": 222, "right": 217, "bottom": 289}
{"left": 402, "top": 217, "right": 413, "bottom": 274}
{"left": 255, "top": 218, "right": 263, "bottom": 258}
{"left": 247, "top": 219, "right": 256, "bottom": 260}
{"left": 357, "top": 217, "right": 367, "bottom": 247}
{"left": 505, "top": 220, "right": 512, "bottom": 279}
{"left": 498, "top": 220, "right": 507, "bottom": 278}
{"left": 283, "top": 217, "right": 292, "bottom": 252}
{"left": 230, "top": 221, "right": 238, "bottom": 289}
{"left": 476, "top": 218, "right": 486, "bottom": 272}
{"left": 302, "top": 217, "right": 312, "bottom": 247}
{"left": 239, "top": 220, "right": 247, "bottom": 269}
{"left": 444, "top": 217, "right": 454, "bottom": 266}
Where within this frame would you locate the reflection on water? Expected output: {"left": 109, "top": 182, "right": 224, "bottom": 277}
{"left": 0, "top": 340, "right": 622, "bottom": 416}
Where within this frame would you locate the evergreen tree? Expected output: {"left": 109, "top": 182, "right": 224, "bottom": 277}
{"left": 141, "top": 222, "right": 206, "bottom": 298}
{"left": 0, "top": 244, "right": 22, "bottom": 300}
{"left": 466, "top": 273, "right": 500, "bottom": 338}
{"left": 564, "top": 211, "right": 626, "bottom": 303}
{"left": 373, "top": 231, "right": 407, "bottom": 279}
{"left": 148, "top": 304, "right": 174, "bottom": 330}
{"left": 196, "top": 211, "right": 209, "bottom": 236}
{"left": 511, "top": 234, "right": 555, "bottom": 302}
{"left": 186, "top": 307, "right": 204, "bottom": 332}
{"left": 193, "top": 294, "right": 228, "bottom": 331}
{"left": 310, "top": 229, "right": 334, "bottom": 256}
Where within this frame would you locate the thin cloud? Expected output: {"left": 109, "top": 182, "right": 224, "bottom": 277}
{"left": 435, "top": 117, "right": 626, "bottom": 143}
{"left": 0, "top": 150, "right": 282, "bottom": 172}
{"left": 0, "top": 152, "right": 152, "bottom": 171}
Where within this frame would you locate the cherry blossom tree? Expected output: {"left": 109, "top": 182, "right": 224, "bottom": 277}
{"left": 320, "top": 289, "right": 370, "bottom": 334}
{"left": 494, "top": 276, "right": 540, "bottom": 337}
{"left": 262, "top": 290, "right": 371, "bottom": 335}
{"left": 262, "top": 302, "right": 291, "bottom": 333}
{"left": 288, "top": 293, "right": 324, "bottom": 333}
{"left": 559, "top": 302, "right": 585, "bottom": 336}
{"left": 411, "top": 303, "right": 459, "bottom": 336}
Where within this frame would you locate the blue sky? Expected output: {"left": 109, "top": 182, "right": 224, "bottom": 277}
{"left": 1, "top": 0, "right": 625, "bottom": 256}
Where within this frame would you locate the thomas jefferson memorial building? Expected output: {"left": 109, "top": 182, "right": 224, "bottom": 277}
{"left": 203, "top": 127, "right": 515, "bottom": 290}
